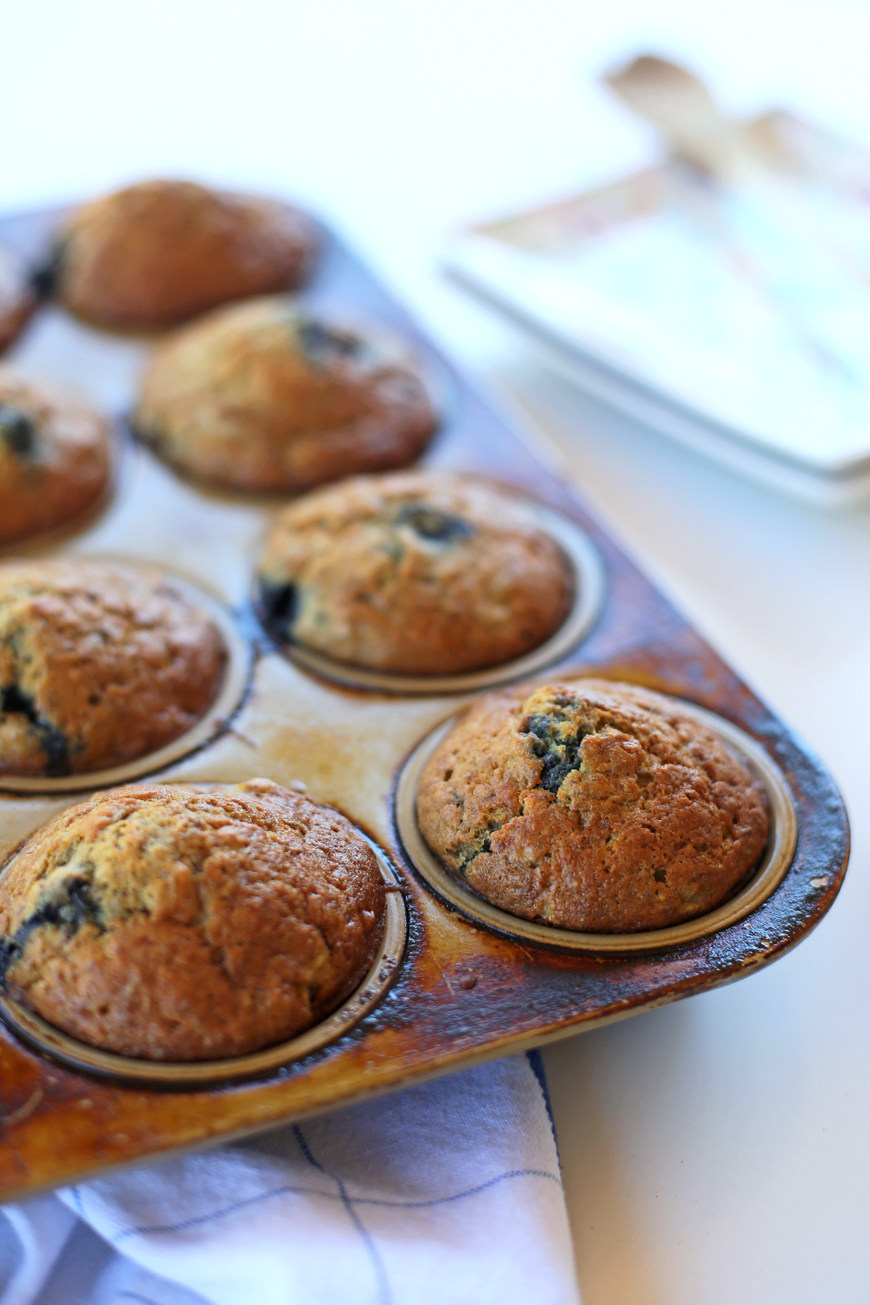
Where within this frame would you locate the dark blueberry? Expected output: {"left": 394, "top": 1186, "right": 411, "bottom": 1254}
{"left": 456, "top": 824, "right": 505, "bottom": 871}
{"left": 30, "top": 239, "right": 66, "bottom": 297}
{"left": 296, "top": 320, "right": 364, "bottom": 365}
{"left": 395, "top": 505, "right": 474, "bottom": 543}
{"left": 539, "top": 755, "right": 581, "bottom": 793}
{"left": 134, "top": 423, "right": 166, "bottom": 452}
{"left": 521, "top": 708, "right": 589, "bottom": 794}
{"left": 40, "top": 725, "right": 71, "bottom": 778}
{"left": 523, "top": 714, "right": 553, "bottom": 757}
{"left": 259, "top": 577, "right": 299, "bottom": 639}
{"left": 59, "top": 876, "right": 103, "bottom": 929}
{"left": 0, "top": 405, "right": 37, "bottom": 459}
{"left": 0, "top": 875, "right": 103, "bottom": 987}
{"left": 0, "top": 682, "right": 71, "bottom": 776}
{"left": 0, "top": 683, "right": 34, "bottom": 715}
{"left": 0, "top": 936, "right": 19, "bottom": 985}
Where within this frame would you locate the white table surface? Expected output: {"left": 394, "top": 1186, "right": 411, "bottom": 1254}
{"left": 4, "top": 2, "right": 870, "bottom": 1301}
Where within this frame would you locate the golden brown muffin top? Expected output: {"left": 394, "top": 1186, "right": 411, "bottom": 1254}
{"left": 0, "top": 559, "right": 226, "bottom": 777}
{"left": 134, "top": 299, "right": 438, "bottom": 492}
{"left": 0, "top": 248, "right": 36, "bottom": 355}
{"left": 416, "top": 679, "right": 770, "bottom": 932}
{"left": 0, "top": 367, "right": 111, "bottom": 546}
{"left": 0, "top": 779, "right": 386, "bottom": 1060}
{"left": 46, "top": 179, "right": 318, "bottom": 330}
{"left": 258, "top": 472, "right": 575, "bottom": 674}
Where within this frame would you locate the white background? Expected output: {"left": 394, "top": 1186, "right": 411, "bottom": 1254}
{"left": 4, "top": 2, "right": 870, "bottom": 1302}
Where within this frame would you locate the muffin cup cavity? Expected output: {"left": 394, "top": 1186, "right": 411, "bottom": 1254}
{"left": 258, "top": 506, "right": 606, "bottom": 695}
{"left": 0, "top": 818, "right": 406, "bottom": 1086}
{"left": 395, "top": 696, "right": 798, "bottom": 953}
{"left": 0, "top": 570, "right": 251, "bottom": 795}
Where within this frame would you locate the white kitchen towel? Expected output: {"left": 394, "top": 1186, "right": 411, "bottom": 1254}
{"left": 0, "top": 1053, "right": 580, "bottom": 1305}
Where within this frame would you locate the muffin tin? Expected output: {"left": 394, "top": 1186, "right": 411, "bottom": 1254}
{"left": 0, "top": 200, "right": 849, "bottom": 1202}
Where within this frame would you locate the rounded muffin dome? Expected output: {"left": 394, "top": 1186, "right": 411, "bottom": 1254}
{"left": 257, "top": 471, "right": 574, "bottom": 674}
{"left": 416, "top": 679, "right": 770, "bottom": 932}
{"left": 0, "top": 779, "right": 386, "bottom": 1060}
{"left": 134, "top": 299, "right": 438, "bottom": 493}
{"left": 0, "top": 367, "right": 111, "bottom": 546}
{"left": 41, "top": 179, "right": 318, "bottom": 330}
{"left": 0, "top": 560, "right": 227, "bottom": 777}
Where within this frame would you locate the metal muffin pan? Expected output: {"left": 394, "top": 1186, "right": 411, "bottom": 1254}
{"left": 0, "top": 199, "right": 849, "bottom": 1202}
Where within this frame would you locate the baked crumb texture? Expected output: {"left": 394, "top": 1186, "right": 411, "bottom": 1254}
{"left": 0, "top": 367, "right": 111, "bottom": 546}
{"left": 0, "top": 780, "right": 386, "bottom": 1060}
{"left": 40, "top": 179, "right": 318, "bottom": 330}
{"left": 0, "top": 560, "right": 227, "bottom": 778}
{"left": 416, "top": 679, "right": 770, "bottom": 932}
{"left": 0, "top": 248, "right": 36, "bottom": 355}
{"left": 134, "top": 299, "right": 438, "bottom": 492}
{"left": 258, "top": 471, "right": 575, "bottom": 674}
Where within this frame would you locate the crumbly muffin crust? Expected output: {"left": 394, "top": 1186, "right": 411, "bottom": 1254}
{"left": 0, "top": 249, "right": 36, "bottom": 355}
{"left": 0, "top": 560, "right": 227, "bottom": 777}
{"left": 0, "top": 368, "right": 111, "bottom": 546}
{"left": 42, "top": 180, "right": 318, "bottom": 330}
{"left": 134, "top": 299, "right": 438, "bottom": 492}
{"left": 416, "top": 679, "right": 770, "bottom": 931}
{"left": 258, "top": 472, "right": 575, "bottom": 674}
{"left": 0, "top": 779, "right": 386, "bottom": 1060}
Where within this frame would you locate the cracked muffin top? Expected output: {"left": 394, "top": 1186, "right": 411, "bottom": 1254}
{"left": 0, "top": 248, "right": 36, "bottom": 355}
{"left": 416, "top": 679, "right": 770, "bottom": 932}
{"left": 0, "top": 560, "right": 227, "bottom": 778}
{"left": 39, "top": 179, "right": 318, "bottom": 331}
{"left": 134, "top": 299, "right": 438, "bottom": 493}
{"left": 257, "top": 472, "right": 575, "bottom": 675}
{"left": 0, "top": 779, "right": 386, "bottom": 1060}
{"left": 0, "top": 368, "right": 111, "bottom": 547}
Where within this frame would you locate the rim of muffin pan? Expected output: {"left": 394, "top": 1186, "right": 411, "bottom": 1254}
{"left": 0, "top": 565, "right": 253, "bottom": 795}
{"left": 393, "top": 694, "right": 798, "bottom": 953}
{"left": 0, "top": 828, "right": 407, "bottom": 1086}
{"left": 256, "top": 503, "right": 606, "bottom": 696}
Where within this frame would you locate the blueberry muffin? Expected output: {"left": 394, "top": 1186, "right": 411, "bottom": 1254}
{"left": 134, "top": 300, "right": 438, "bottom": 493}
{"left": 0, "top": 560, "right": 227, "bottom": 777}
{"left": 257, "top": 472, "right": 574, "bottom": 674}
{"left": 0, "top": 779, "right": 386, "bottom": 1060}
{"left": 0, "top": 368, "right": 112, "bottom": 547}
{"left": 416, "top": 679, "right": 770, "bottom": 931}
{"left": 0, "top": 249, "right": 36, "bottom": 355}
{"left": 39, "top": 180, "right": 318, "bottom": 331}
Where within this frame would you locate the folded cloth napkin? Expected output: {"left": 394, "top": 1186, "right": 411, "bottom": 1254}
{"left": 0, "top": 1053, "right": 580, "bottom": 1305}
